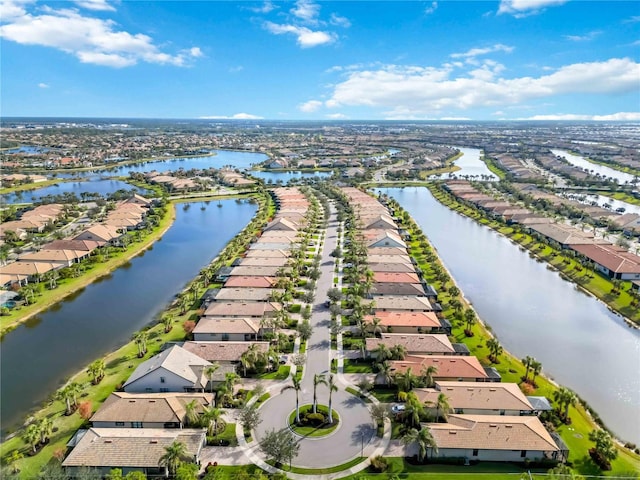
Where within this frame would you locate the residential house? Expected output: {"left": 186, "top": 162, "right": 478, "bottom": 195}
{"left": 369, "top": 263, "right": 417, "bottom": 273}
{"left": 426, "top": 415, "right": 566, "bottom": 463}
{"left": 374, "top": 296, "right": 433, "bottom": 312}
{"left": 369, "top": 283, "right": 426, "bottom": 297}
{"left": 123, "top": 345, "right": 212, "bottom": 393}
{"left": 414, "top": 382, "right": 538, "bottom": 416}
{"left": 368, "top": 231, "right": 407, "bottom": 249}
{"left": 570, "top": 243, "right": 640, "bottom": 280}
{"left": 192, "top": 317, "right": 261, "bottom": 341}
{"left": 202, "top": 302, "right": 281, "bottom": 319}
{"left": 365, "top": 311, "right": 446, "bottom": 334}
{"left": 223, "top": 276, "right": 278, "bottom": 288}
{"left": 74, "top": 225, "right": 122, "bottom": 244}
{"left": 213, "top": 288, "right": 278, "bottom": 303}
{"left": 182, "top": 341, "right": 270, "bottom": 364}
{"left": 366, "top": 334, "right": 461, "bottom": 357}
{"left": 386, "top": 355, "right": 494, "bottom": 383}
{"left": 90, "top": 392, "right": 213, "bottom": 428}
{"left": 62, "top": 428, "right": 206, "bottom": 477}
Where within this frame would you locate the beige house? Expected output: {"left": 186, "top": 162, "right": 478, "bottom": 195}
{"left": 182, "top": 341, "right": 270, "bottom": 363}
{"left": 213, "top": 287, "right": 279, "bottom": 303}
{"left": 202, "top": 301, "right": 281, "bottom": 318}
{"left": 90, "top": 392, "right": 213, "bottom": 428}
{"left": 365, "top": 311, "right": 443, "bottom": 333}
{"left": 374, "top": 295, "right": 433, "bottom": 312}
{"left": 366, "top": 333, "right": 456, "bottom": 357}
{"left": 192, "top": 317, "right": 261, "bottom": 341}
{"left": 62, "top": 428, "right": 206, "bottom": 477}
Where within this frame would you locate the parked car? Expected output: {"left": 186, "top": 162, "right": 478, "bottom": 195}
{"left": 391, "top": 404, "right": 406, "bottom": 414}
{"left": 279, "top": 355, "right": 288, "bottom": 365}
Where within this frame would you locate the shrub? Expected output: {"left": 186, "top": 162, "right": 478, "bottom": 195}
{"left": 369, "top": 456, "right": 388, "bottom": 472}
{"left": 303, "top": 412, "right": 326, "bottom": 426}
{"left": 589, "top": 448, "right": 612, "bottom": 471}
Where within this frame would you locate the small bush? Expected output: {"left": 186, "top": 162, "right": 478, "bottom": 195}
{"left": 369, "top": 456, "right": 388, "bottom": 472}
{"left": 303, "top": 412, "right": 326, "bottom": 426}
{"left": 589, "top": 448, "right": 612, "bottom": 471}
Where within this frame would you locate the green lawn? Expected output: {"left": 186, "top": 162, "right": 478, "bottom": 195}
{"left": 343, "top": 359, "right": 374, "bottom": 373}
{"left": 208, "top": 422, "right": 238, "bottom": 447}
{"left": 270, "top": 456, "right": 365, "bottom": 474}
{"left": 287, "top": 405, "right": 340, "bottom": 437}
{"left": 257, "top": 365, "right": 290, "bottom": 380}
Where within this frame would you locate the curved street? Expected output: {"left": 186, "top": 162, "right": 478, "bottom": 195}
{"left": 253, "top": 201, "right": 380, "bottom": 468}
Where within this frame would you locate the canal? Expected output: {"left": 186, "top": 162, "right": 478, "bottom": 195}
{"left": 451, "top": 147, "right": 499, "bottom": 180}
{"left": 0, "top": 199, "right": 257, "bottom": 433}
{"left": 378, "top": 186, "right": 640, "bottom": 445}
{"left": 552, "top": 149, "right": 637, "bottom": 185}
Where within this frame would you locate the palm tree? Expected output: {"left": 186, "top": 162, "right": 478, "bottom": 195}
{"left": 403, "top": 392, "right": 424, "bottom": 428}
{"left": 159, "top": 440, "right": 188, "bottom": 476}
{"left": 205, "top": 363, "right": 220, "bottom": 393}
{"left": 87, "top": 359, "right": 105, "bottom": 384}
{"left": 56, "top": 385, "right": 74, "bottom": 415}
{"left": 370, "top": 316, "right": 384, "bottom": 337}
{"left": 390, "top": 344, "right": 407, "bottom": 361}
{"left": 430, "top": 393, "right": 451, "bottom": 422}
{"left": 132, "top": 331, "right": 148, "bottom": 358}
{"left": 419, "top": 365, "right": 438, "bottom": 388}
{"left": 24, "top": 423, "right": 40, "bottom": 453}
{"left": 224, "top": 372, "right": 239, "bottom": 396}
{"left": 553, "top": 387, "right": 577, "bottom": 420}
{"left": 522, "top": 356, "right": 534, "bottom": 382}
{"left": 394, "top": 368, "right": 418, "bottom": 393}
{"left": 162, "top": 315, "right": 173, "bottom": 333}
{"left": 313, "top": 373, "right": 327, "bottom": 414}
{"left": 376, "top": 361, "right": 393, "bottom": 387}
{"left": 184, "top": 400, "right": 200, "bottom": 427}
{"left": 402, "top": 427, "right": 438, "bottom": 463}
{"left": 373, "top": 344, "right": 391, "bottom": 362}
{"left": 530, "top": 360, "right": 542, "bottom": 386}
{"left": 67, "top": 382, "right": 82, "bottom": 409}
{"left": 463, "top": 309, "right": 476, "bottom": 335}
{"left": 36, "top": 417, "right": 53, "bottom": 444}
{"left": 282, "top": 376, "right": 303, "bottom": 424}
{"left": 486, "top": 338, "right": 503, "bottom": 363}
{"left": 326, "top": 374, "right": 338, "bottom": 423}
{"left": 201, "top": 406, "right": 224, "bottom": 436}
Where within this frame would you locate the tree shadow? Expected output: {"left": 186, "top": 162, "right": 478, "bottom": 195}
{"left": 309, "top": 339, "right": 330, "bottom": 350}
{"left": 349, "top": 422, "right": 375, "bottom": 447}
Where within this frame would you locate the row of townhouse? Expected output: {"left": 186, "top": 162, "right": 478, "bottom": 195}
{"left": 445, "top": 181, "right": 640, "bottom": 282}
{"left": 61, "top": 188, "right": 311, "bottom": 476}
{"left": 0, "top": 195, "right": 153, "bottom": 287}
{"left": 341, "top": 186, "right": 568, "bottom": 465}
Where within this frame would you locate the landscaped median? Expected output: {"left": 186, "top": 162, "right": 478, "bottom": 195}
{"left": 0, "top": 201, "right": 176, "bottom": 334}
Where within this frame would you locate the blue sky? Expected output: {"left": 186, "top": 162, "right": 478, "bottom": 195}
{"left": 1, "top": 0, "right": 639, "bottom": 120}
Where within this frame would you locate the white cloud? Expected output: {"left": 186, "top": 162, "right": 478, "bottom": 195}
{"left": 330, "top": 13, "right": 351, "bottom": 27}
{"left": 564, "top": 30, "right": 601, "bottom": 42}
{"left": 498, "top": 0, "right": 568, "bottom": 16}
{"left": 525, "top": 112, "right": 640, "bottom": 121}
{"left": 325, "top": 58, "right": 640, "bottom": 118}
{"left": 440, "top": 116, "right": 471, "bottom": 121}
{"left": 74, "top": 0, "right": 115, "bottom": 12}
{"left": 264, "top": 22, "right": 335, "bottom": 47}
{"left": 326, "top": 113, "right": 347, "bottom": 119}
{"left": 248, "top": 1, "right": 276, "bottom": 14}
{"left": 622, "top": 15, "right": 640, "bottom": 23}
{"left": 291, "top": 0, "right": 320, "bottom": 22}
{"left": 450, "top": 44, "right": 513, "bottom": 60}
{"left": 0, "top": 4, "right": 201, "bottom": 67}
{"left": 200, "top": 113, "right": 264, "bottom": 120}
{"left": 424, "top": 1, "right": 438, "bottom": 15}
{"left": 38, "top": 82, "right": 49, "bottom": 88}
{"left": 228, "top": 65, "right": 244, "bottom": 73}
{"left": 298, "top": 100, "right": 323, "bottom": 112}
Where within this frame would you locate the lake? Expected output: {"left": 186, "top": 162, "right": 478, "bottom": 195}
{"left": 378, "top": 186, "right": 640, "bottom": 445}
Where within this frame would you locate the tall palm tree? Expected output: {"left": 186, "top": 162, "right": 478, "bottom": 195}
{"left": 402, "top": 427, "right": 438, "bottom": 463}
{"left": 553, "top": 387, "right": 577, "bottom": 420}
{"left": 390, "top": 344, "right": 407, "bottom": 361}
{"left": 373, "top": 344, "right": 392, "bottom": 362}
{"left": 419, "top": 365, "right": 438, "bottom": 388}
{"left": 522, "top": 356, "right": 534, "bottom": 382}
{"left": 530, "top": 360, "right": 543, "bottom": 386}
{"left": 24, "top": 423, "right": 40, "bottom": 453}
{"left": 205, "top": 363, "right": 220, "bottom": 393}
{"left": 132, "top": 331, "right": 148, "bottom": 358}
{"left": 326, "top": 374, "right": 338, "bottom": 423}
{"left": 36, "top": 417, "right": 53, "bottom": 444}
{"left": 313, "top": 373, "right": 327, "bottom": 414}
{"left": 394, "top": 368, "right": 418, "bottom": 393}
{"left": 224, "top": 372, "right": 239, "bottom": 396}
{"left": 403, "top": 393, "right": 424, "bottom": 428}
{"left": 486, "top": 338, "right": 503, "bottom": 363}
{"left": 200, "top": 406, "right": 224, "bottom": 436}
{"left": 431, "top": 393, "right": 451, "bottom": 423}
{"left": 376, "top": 361, "right": 393, "bottom": 387}
{"left": 87, "top": 359, "right": 105, "bottom": 385}
{"left": 159, "top": 441, "right": 188, "bottom": 476}
{"left": 56, "top": 385, "right": 75, "bottom": 415}
{"left": 184, "top": 400, "right": 200, "bottom": 426}
{"left": 282, "top": 376, "right": 303, "bottom": 424}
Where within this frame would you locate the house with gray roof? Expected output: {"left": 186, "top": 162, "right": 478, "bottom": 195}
{"left": 123, "top": 345, "right": 212, "bottom": 393}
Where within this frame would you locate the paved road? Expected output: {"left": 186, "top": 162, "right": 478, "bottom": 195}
{"left": 254, "top": 202, "right": 377, "bottom": 468}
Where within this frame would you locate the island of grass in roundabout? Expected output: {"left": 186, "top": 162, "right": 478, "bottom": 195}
{"left": 288, "top": 404, "right": 340, "bottom": 437}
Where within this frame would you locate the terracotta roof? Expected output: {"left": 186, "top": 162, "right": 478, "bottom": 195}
{"left": 390, "top": 355, "right": 488, "bottom": 379}
{"left": 19, "top": 249, "right": 85, "bottom": 263}
{"left": 182, "top": 341, "right": 269, "bottom": 362}
{"left": 43, "top": 239, "right": 102, "bottom": 251}
{"left": 571, "top": 243, "right": 640, "bottom": 274}
{"left": 374, "top": 272, "right": 421, "bottom": 283}
{"left": 90, "top": 392, "right": 213, "bottom": 424}
{"left": 427, "top": 415, "right": 559, "bottom": 452}
{"left": 62, "top": 428, "right": 205, "bottom": 468}
{"left": 366, "top": 311, "right": 441, "bottom": 328}
{"left": 0, "top": 261, "right": 60, "bottom": 275}
{"left": 414, "top": 382, "right": 534, "bottom": 412}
